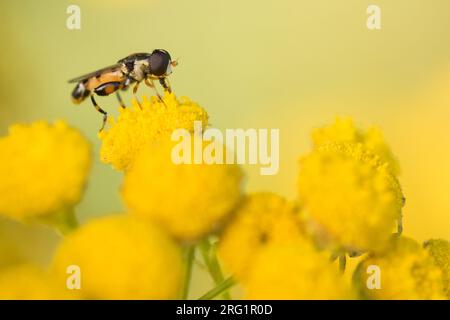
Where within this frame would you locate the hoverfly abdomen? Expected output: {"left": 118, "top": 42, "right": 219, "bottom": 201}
{"left": 94, "top": 81, "right": 125, "bottom": 96}
{"left": 71, "top": 82, "right": 90, "bottom": 104}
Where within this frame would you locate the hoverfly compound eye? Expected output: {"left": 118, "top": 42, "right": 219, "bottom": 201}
{"left": 149, "top": 49, "right": 172, "bottom": 76}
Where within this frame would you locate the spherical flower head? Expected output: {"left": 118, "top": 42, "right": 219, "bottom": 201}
{"left": 354, "top": 237, "right": 446, "bottom": 300}
{"left": 244, "top": 242, "right": 356, "bottom": 299}
{"left": 424, "top": 239, "right": 450, "bottom": 298}
{"left": 122, "top": 137, "right": 244, "bottom": 241}
{"left": 312, "top": 117, "right": 400, "bottom": 176}
{"left": 51, "top": 214, "right": 183, "bottom": 299}
{"left": 218, "top": 193, "right": 305, "bottom": 281}
{"left": 98, "top": 93, "right": 209, "bottom": 171}
{"left": 0, "top": 120, "right": 92, "bottom": 221}
{"left": 0, "top": 264, "right": 74, "bottom": 299}
{"left": 298, "top": 142, "right": 404, "bottom": 253}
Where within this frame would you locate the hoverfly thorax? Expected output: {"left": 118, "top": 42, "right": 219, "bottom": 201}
{"left": 116, "top": 53, "right": 150, "bottom": 82}
{"left": 122, "top": 59, "right": 149, "bottom": 82}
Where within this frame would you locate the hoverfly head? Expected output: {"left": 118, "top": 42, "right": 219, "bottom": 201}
{"left": 148, "top": 49, "right": 173, "bottom": 77}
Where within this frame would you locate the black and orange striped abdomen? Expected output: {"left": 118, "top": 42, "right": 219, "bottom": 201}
{"left": 71, "top": 70, "right": 126, "bottom": 103}
{"left": 71, "top": 82, "right": 90, "bottom": 104}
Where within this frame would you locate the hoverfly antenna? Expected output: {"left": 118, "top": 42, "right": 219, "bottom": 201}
{"left": 171, "top": 58, "right": 179, "bottom": 67}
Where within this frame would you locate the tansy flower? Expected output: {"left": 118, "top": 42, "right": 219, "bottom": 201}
{"left": 122, "top": 137, "right": 244, "bottom": 241}
{"left": 244, "top": 242, "right": 356, "bottom": 300}
{"left": 98, "top": 93, "right": 208, "bottom": 171}
{"left": 51, "top": 214, "right": 183, "bottom": 299}
{"left": 353, "top": 237, "right": 446, "bottom": 300}
{"left": 298, "top": 142, "right": 404, "bottom": 253}
{"left": 218, "top": 193, "right": 305, "bottom": 281}
{"left": 424, "top": 239, "right": 450, "bottom": 298}
{"left": 312, "top": 117, "right": 400, "bottom": 176}
{"left": 0, "top": 264, "right": 73, "bottom": 300}
{"left": 0, "top": 120, "right": 91, "bottom": 224}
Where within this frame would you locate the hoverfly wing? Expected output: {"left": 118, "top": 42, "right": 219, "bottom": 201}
{"left": 68, "top": 64, "right": 122, "bottom": 83}
{"left": 117, "top": 52, "right": 151, "bottom": 64}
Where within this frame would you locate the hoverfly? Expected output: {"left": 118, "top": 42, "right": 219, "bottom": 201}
{"left": 68, "top": 49, "right": 178, "bottom": 131}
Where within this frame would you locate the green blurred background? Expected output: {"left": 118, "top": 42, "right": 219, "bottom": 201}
{"left": 1, "top": 0, "right": 450, "bottom": 297}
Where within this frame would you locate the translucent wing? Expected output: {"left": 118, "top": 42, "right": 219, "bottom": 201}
{"left": 68, "top": 64, "right": 122, "bottom": 83}
{"left": 117, "top": 52, "right": 151, "bottom": 63}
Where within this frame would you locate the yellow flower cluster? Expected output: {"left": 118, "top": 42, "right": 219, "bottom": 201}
{"left": 218, "top": 193, "right": 304, "bottom": 281}
{"left": 0, "top": 264, "right": 73, "bottom": 300}
{"left": 312, "top": 117, "right": 400, "bottom": 175}
{"left": 0, "top": 120, "right": 91, "bottom": 222}
{"left": 51, "top": 215, "right": 184, "bottom": 299}
{"left": 217, "top": 193, "right": 355, "bottom": 299}
{"left": 245, "top": 241, "right": 356, "bottom": 299}
{"left": 425, "top": 239, "right": 450, "bottom": 298}
{"left": 122, "top": 137, "right": 244, "bottom": 241}
{"left": 2, "top": 92, "right": 449, "bottom": 300}
{"left": 354, "top": 237, "right": 445, "bottom": 299}
{"left": 99, "top": 93, "right": 208, "bottom": 171}
{"left": 298, "top": 141, "right": 404, "bottom": 253}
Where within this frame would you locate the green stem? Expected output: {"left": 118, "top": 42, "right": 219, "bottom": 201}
{"left": 397, "top": 215, "right": 403, "bottom": 235}
{"left": 57, "top": 210, "right": 78, "bottom": 235}
{"left": 199, "top": 277, "right": 236, "bottom": 300}
{"left": 181, "top": 245, "right": 195, "bottom": 300}
{"left": 199, "top": 239, "right": 231, "bottom": 299}
{"left": 36, "top": 207, "right": 79, "bottom": 236}
{"left": 339, "top": 254, "right": 347, "bottom": 273}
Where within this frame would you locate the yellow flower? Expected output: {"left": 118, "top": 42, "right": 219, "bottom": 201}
{"left": 0, "top": 264, "right": 73, "bottom": 300}
{"left": 218, "top": 193, "right": 304, "bottom": 281}
{"left": 122, "top": 137, "right": 244, "bottom": 241}
{"left": 354, "top": 237, "right": 446, "bottom": 300}
{"left": 51, "top": 214, "right": 183, "bottom": 299}
{"left": 425, "top": 239, "right": 450, "bottom": 298}
{"left": 312, "top": 117, "right": 400, "bottom": 175}
{"left": 0, "top": 120, "right": 92, "bottom": 222}
{"left": 298, "top": 142, "right": 404, "bottom": 253}
{"left": 98, "top": 93, "right": 209, "bottom": 171}
{"left": 244, "top": 242, "right": 355, "bottom": 299}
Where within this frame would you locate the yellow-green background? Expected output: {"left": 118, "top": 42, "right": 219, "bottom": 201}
{"left": 1, "top": 0, "right": 450, "bottom": 296}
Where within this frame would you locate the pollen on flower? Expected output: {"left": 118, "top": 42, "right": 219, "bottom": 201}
{"left": 218, "top": 193, "right": 305, "bottom": 281}
{"left": 425, "top": 239, "right": 450, "bottom": 298}
{"left": 312, "top": 117, "right": 400, "bottom": 176}
{"left": 121, "top": 137, "right": 244, "bottom": 241}
{"left": 354, "top": 237, "right": 446, "bottom": 300}
{"left": 51, "top": 214, "right": 184, "bottom": 299}
{"left": 298, "top": 142, "right": 404, "bottom": 253}
{"left": 244, "top": 241, "right": 356, "bottom": 299}
{"left": 98, "top": 92, "right": 209, "bottom": 171}
{"left": 0, "top": 120, "right": 92, "bottom": 221}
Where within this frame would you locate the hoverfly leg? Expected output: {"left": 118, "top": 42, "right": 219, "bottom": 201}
{"left": 121, "top": 77, "right": 132, "bottom": 92}
{"left": 159, "top": 77, "right": 172, "bottom": 93}
{"left": 145, "top": 78, "right": 166, "bottom": 106}
{"left": 115, "top": 91, "right": 126, "bottom": 109}
{"left": 132, "top": 81, "right": 142, "bottom": 109}
{"left": 94, "top": 81, "right": 126, "bottom": 109}
{"left": 90, "top": 95, "right": 107, "bottom": 132}
{"left": 144, "top": 78, "right": 155, "bottom": 89}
